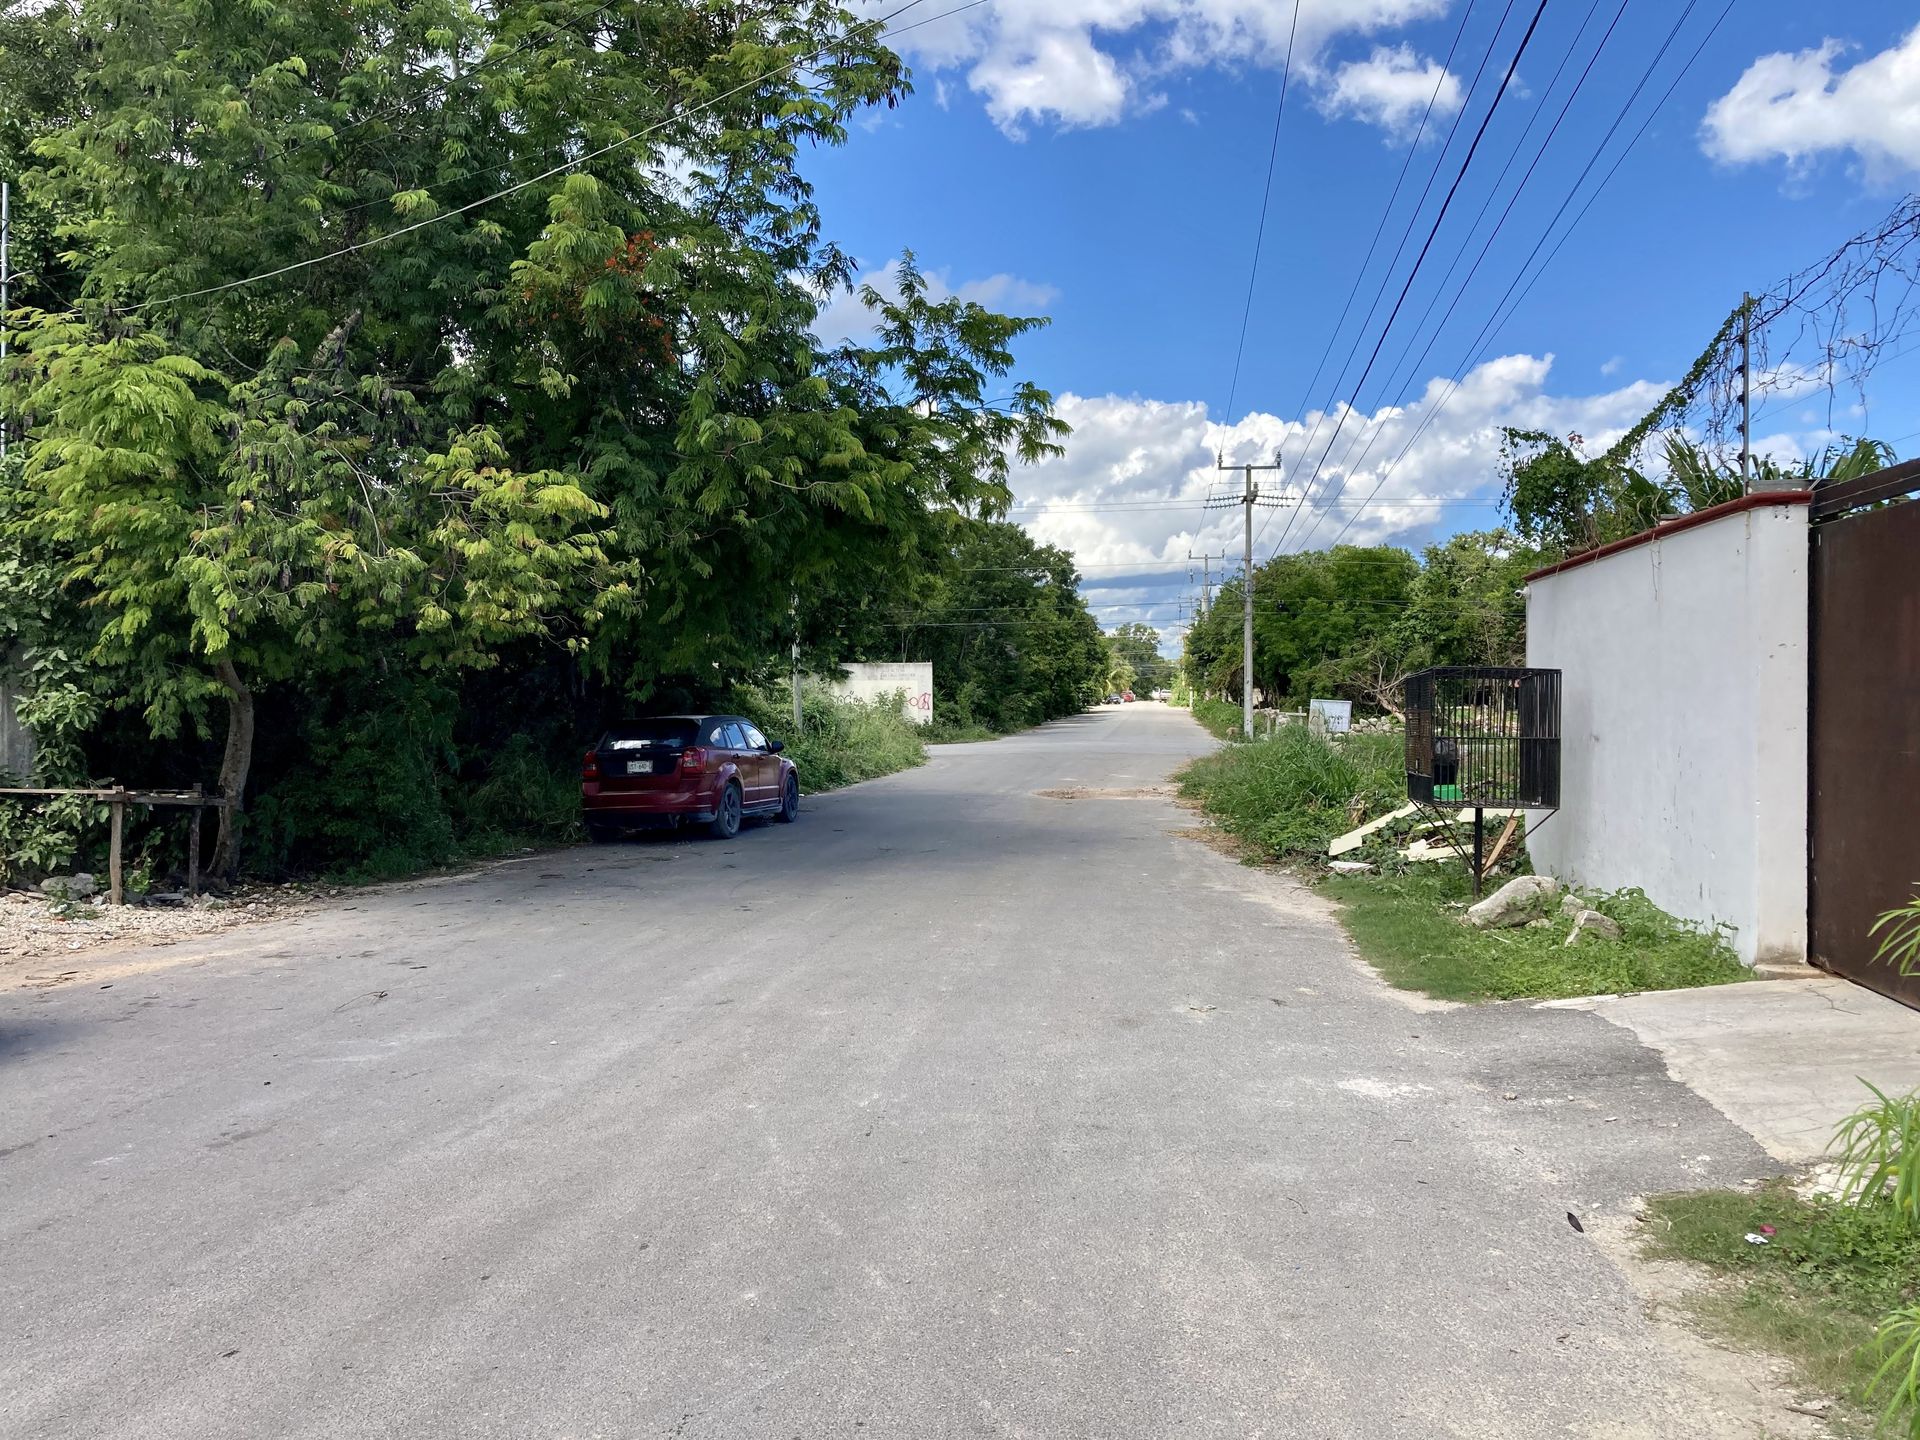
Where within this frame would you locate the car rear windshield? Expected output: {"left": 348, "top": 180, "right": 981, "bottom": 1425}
{"left": 600, "top": 719, "right": 700, "bottom": 751}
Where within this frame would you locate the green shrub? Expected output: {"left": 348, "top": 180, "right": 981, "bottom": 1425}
{"left": 458, "top": 733, "right": 581, "bottom": 846}
{"left": 249, "top": 676, "right": 461, "bottom": 881}
{"left": 1178, "top": 727, "right": 1404, "bottom": 861}
{"left": 732, "top": 686, "right": 927, "bottom": 792}
{"left": 1189, "top": 696, "right": 1245, "bottom": 740}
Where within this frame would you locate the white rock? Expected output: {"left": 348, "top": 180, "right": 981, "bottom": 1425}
{"left": 1565, "top": 909, "right": 1624, "bottom": 946}
{"left": 1465, "top": 874, "right": 1560, "bottom": 929}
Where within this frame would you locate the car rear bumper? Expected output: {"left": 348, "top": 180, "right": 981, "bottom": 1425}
{"left": 583, "top": 785, "right": 718, "bottom": 823}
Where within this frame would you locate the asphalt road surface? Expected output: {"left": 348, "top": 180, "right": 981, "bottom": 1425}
{"left": 4, "top": 703, "right": 1778, "bottom": 1439}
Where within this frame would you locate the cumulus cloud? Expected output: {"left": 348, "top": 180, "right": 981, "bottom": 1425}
{"left": 1001, "top": 357, "right": 1695, "bottom": 641}
{"left": 1316, "top": 44, "right": 1462, "bottom": 139}
{"left": 810, "top": 258, "right": 1060, "bottom": 346}
{"left": 1701, "top": 24, "right": 1920, "bottom": 179}
{"left": 866, "top": 0, "right": 1453, "bottom": 137}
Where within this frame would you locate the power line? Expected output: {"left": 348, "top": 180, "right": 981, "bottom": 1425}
{"left": 1318, "top": 0, "right": 1734, "bottom": 551}
{"left": 1279, "top": 0, "right": 1551, "bottom": 556}
{"left": 1306, "top": 0, "right": 1631, "bottom": 531}
{"left": 1262, "top": 0, "right": 1508, "bottom": 560}
{"left": 1219, "top": 0, "right": 1302, "bottom": 429}
{"left": 1258, "top": 0, "right": 1483, "bottom": 553}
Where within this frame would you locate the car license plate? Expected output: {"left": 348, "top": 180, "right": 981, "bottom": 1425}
{"left": 626, "top": 760, "right": 653, "bottom": 775}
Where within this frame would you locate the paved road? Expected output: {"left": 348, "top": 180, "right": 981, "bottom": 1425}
{"left": 4, "top": 704, "right": 1777, "bottom": 1438}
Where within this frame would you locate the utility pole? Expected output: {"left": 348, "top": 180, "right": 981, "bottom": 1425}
{"left": 790, "top": 592, "right": 802, "bottom": 730}
{"left": 1186, "top": 548, "right": 1226, "bottom": 615}
{"left": 1211, "top": 455, "right": 1288, "bottom": 739}
{"left": 1739, "top": 291, "right": 1752, "bottom": 493}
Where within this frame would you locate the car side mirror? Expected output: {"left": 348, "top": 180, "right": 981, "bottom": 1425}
{"left": 768, "top": 739, "right": 785, "bottom": 754}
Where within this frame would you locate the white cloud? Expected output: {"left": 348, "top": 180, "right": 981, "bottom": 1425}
{"left": 1701, "top": 25, "right": 1920, "bottom": 179}
{"left": 1004, "top": 358, "right": 1676, "bottom": 603}
{"left": 1316, "top": 44, "right": 1462, "bottom": 139}
{"left": 1599, "top": 355, "right": 1622, "bottom": 376}
{"left": 810, "top": 258, "right": 1060, "bottom": 346}
{"left": 867, "top": 0, "right": 1453, "bottom": 137}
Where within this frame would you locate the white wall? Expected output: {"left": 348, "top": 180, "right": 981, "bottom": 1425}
{"left": 1526, "top": 499, "right": 1809, "bottom": 966}
{"left": 822, "top": 662, "right": 934, "bottom": 726}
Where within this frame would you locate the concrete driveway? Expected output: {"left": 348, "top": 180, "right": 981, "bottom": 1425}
{"left": 3, "top": 703, "right": 1788, "bottom": 1438}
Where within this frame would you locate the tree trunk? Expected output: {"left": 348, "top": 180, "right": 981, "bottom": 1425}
{"left": 209, "top": 656, "right": 255, "bottom": 879}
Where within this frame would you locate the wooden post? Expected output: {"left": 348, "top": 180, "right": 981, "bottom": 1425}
{"left": 187, "top": 784, "right": 203, "bottom": 897}
{"left": 108, "top": 788, "right": 126, "bottom": 905}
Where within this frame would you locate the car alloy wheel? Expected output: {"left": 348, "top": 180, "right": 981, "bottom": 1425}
{"left": 710, "top": 781, "right": 742, "bottom": 839}
{"left": 777, "top": 774, "right": 799, "bottom": 823}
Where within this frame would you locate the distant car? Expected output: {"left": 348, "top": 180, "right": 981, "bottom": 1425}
{"left": 1105, "top": 694, "right": 1122, "bottom": 705}
{"left": 582, "top": 715, "right": 798, "bottom": 841}
{"left": 1122, "top": 691, "right": 1135, "bottom": 702}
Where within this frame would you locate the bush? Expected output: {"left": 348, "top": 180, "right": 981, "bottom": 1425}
{"left": 249, "top": 676, "right": 462, "bottom": 881}
{"left": 457, "top": 732, "right": 582, "bottom": 847}
{"left": 732, "top": 686, "right": 927, "bottom": 792}
{"left": 1177, "top": 727, "right": 1404, "bottom": 861}
{"left": 1189, "top": 696, "right": 1245, "bottom": 740}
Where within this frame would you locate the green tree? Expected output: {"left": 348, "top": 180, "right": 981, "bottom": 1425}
{"left": 1105, "top": 622, "right": 1169, "bottom": 695}
{"left": 2, "top": 0, "right": 1068, "bottom": 872}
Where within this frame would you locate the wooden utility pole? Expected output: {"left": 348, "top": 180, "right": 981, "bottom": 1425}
{"left": 1212, "top": 457, "right": 1287, "bottom": 739}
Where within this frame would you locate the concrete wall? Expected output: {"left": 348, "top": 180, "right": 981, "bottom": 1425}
{"left": 1526, "top": 497, "right": 1809, "bottom": 966}
{"left": 822, "top": 662, "right": 934, "bottom": 726}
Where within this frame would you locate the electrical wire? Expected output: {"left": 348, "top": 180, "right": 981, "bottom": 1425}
{"left": 1218, "top": 0, "right": 1302, "bottom": 430}
{"left": 1315, "top": 0, "right": 1734, "bottom": 552}
{"left": 1278, "top": 0, "right": 1552, "bottom": 555}
{"left": 1312, "top": 0, "right": 1627, "bottom": 505}
{"left": 1261, "top": 0, "right": 1506, "bottom": 559}
{"left": 1256, "top": 0, "right": 1483, "bottom": 548}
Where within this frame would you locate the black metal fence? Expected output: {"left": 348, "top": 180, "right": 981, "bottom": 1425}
{"left": 1405, "top": 667, "right": 1562, "bottom": 810}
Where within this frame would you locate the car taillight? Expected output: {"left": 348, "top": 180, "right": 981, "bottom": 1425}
{"left": 581, "top": 748, "right": 599, "bottom": 780}
{"left": 678, "top": 746, "right": 708, "bottom": 774}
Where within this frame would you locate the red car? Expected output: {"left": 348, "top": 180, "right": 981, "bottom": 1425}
{"left": 582, "top": 715, "right": 799, "bottom": 841}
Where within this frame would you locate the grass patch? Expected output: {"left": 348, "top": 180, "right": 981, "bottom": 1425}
{"left": 1176, "top": 725, "right": 1404, "bottom": 861}
{"left": 923, "top": 716, "right": 1005, "bottom": 744}
{"left": 1322, "top": 865, "right": 1748, "bottom": 1002}
{"left": 1645, "top": 1183, "right": 1920, "bottom": 1428}
{"left": 1188, "top": 696, "right": 1247, "bottom": 740}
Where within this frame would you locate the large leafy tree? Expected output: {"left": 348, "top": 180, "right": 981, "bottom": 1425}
{"left": 1104, "top": 621, "right": 1170, "bottom": 695}
{"left": 2, "top": 0, "right": 1065, "bottom": 870}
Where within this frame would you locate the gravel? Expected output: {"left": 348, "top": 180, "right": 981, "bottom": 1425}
{"left": 0, "top": 885, "right": 319, "bottom": 966}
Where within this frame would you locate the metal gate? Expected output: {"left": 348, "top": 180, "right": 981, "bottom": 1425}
{"left": 1809, "top": 460, "right": 1920, "bottom": 1007}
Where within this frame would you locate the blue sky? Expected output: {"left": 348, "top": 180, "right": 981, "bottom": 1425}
{"left": 808, "top": 2, "right": 1920, "bottom": 644}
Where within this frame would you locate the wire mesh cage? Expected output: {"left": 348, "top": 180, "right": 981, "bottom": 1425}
{"left": 1404, "top": 667, "right": 1562, "bottom": 809}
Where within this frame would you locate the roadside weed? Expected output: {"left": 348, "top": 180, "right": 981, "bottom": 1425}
{"left": 1871, "top": 1306, "right": 1920, "bottom": 1438}
{"left": 1833, "top": 1083, "right": 1920, "bottom": 1221}
{"left": 1873, "top": 891, "right": 1920, "bottom": 978}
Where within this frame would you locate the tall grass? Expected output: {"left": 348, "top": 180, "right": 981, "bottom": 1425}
{"left": 1178, "top": 727, "right": 1404, "bottom": 861}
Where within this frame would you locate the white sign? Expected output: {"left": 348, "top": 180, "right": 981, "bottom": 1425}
{"left": 825, "top": 662, "right": 934, "bottom": 726}
{"left": 1309, "top": 698, "right": 1352, "bottom": 735}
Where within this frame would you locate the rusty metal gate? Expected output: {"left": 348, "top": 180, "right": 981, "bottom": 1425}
{"left": 1809, "top": 460, "right": 1920, "bottom": 1007}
